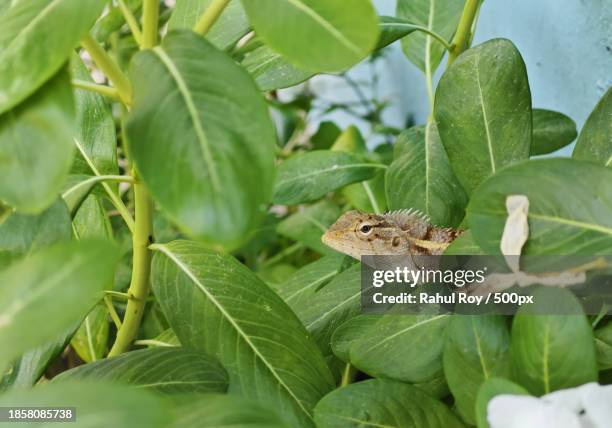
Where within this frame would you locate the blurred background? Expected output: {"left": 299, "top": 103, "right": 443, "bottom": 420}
{"left": 279, "top": 0, "right": 612, "bottom": 152}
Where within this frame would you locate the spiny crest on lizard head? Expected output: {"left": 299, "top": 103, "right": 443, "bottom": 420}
{"left": 321, "top": 209, "right": 461, "bottom": 260}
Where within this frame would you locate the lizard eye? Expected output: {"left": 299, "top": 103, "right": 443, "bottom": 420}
{"left": 359, "top": 224, "right": 373, "bottom": 235}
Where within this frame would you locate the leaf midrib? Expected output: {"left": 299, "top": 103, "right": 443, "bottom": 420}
{"left": 277, "top": 163, "right": 385, "bottom": 189}
{"left": 151, "top": 47, "right": 221, "bottom": 192}
{"left": 285, "top": 0, "right": 361, "bottom": 56}
{"left": 474, "top": 52, "right": 496, "bottom": 174}
{"left": 152, "top": 243, "right": 314, "bottom": 421}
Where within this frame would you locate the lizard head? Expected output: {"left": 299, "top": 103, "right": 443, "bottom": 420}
{"left": 321, "top": 210, "right": 410, "bottom": 260}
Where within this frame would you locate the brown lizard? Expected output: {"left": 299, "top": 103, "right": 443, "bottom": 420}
{"left": 321, "top": 209, "right": 462, "bottom": 260}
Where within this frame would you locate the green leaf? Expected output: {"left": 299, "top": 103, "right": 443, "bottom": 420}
{"left": 240, "top": 0, "right": 379, "bottom": 73}
{"left": 396, "top": 0, "right": 463, "bottom": 73}
{"left": 444, "top": 230, "right": 485, "bottom": 256}
{"left": 72, "top": 195, "right": 114, "bottom": 241}
{"left": 168, "top": 0, "right": 250, "bottom": 50}
{"left": 148, "top": 328, "right": 182, "bottom": 347}
{"left": 277, "top": 255, "right": 354, "bottom": 353}
{"left": 171, "top": 394, "right": 290, "bottom": 428}
{"left": 386, "top": 123, "right": 467, "bottom": 227}
{"left": 330, "top": 314, "right": 378, "bottom": 362}
{"left": 0, "top": 240, "right": 119, "bottom": 373}
{"left": 530, "top": 109, "right": 577, "bottom": 156}
{"left": 0, "top": 199, "right": 71, "bottom": 269}
{"left": 70, "top": 304, "right": 108, "bottom": 363}
{"left": 70, "top": 195, "right": 114, "bottom": 362}
{"left": 92, "top": 0, "right": 142, "bottom": 43}
{"left": 0, "top": 381, "right": 172, "bottom": 428}
{"left": 443, "top": 315, "right": 510, "bottom": 424}
{"left": 0, "top": 0, "right": 106, "bottom": 114}
{"left": 126, "top": 30, "right": 276, "bottom": 250}
{"left": 1, "top": 330, "right": 75, "bottom": 390}
{"left": 311, "top": 121, "right": 342, "bottom": 150}
{"left": 273, "top": 150, "right": 384, "bottom": 205}
{"left": 467, "top": 158, "right": 612, "bottom": 255}
{"left": 0, "top": 70, "right": 75, "bottom": 213}
{"left": 242, "top": 44, "right": 315, "bottom": 91}
{"left": 573, "top": 87, "right": 612, "bottom": 166}
{"left": 510, "top": 288, "right": 597, "bottom": 395}
{"left": 242, "top": 16, "right": 423, "bottom": 92}
{"left": 330, "top": 125, "right": 367, "bottom": 153}
{"left": 314, "top": 379, "right": 464, "bottom": 428}
{"left": 55, "top": 348, "right": 228, "bottom": 394}
{"left": 276, "top": 200, "right": 341, "bottom": 254}
{"left": 595, "top": 321, "right": 612, "bottom": 370}
{"left": 376, "top": 16, "right": 423, "bottom": 50}
{"left": 70, "top": 54, "right": 118, "bottom": 178}
{"left": 342, "top": 172, "right": 387, "bottom": 214}
{"left": 151, "top": 240, "right": 335, "bottom": 428}
{"left": 339, "top": 313, "right": 450, "bottom": 383}
{"left": 475, "top": 378, "right": 529, "bottom": 428}
{"left": 435, "top": 39, "right": 532, "bottom": 194}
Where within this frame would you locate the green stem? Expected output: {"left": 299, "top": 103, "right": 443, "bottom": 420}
{"left": 72, "top": 79, "right": 120, "bottom": 100}
{"left": 104, "top": 295, "right": 123, "bottom": 330}
{"left": 73, "top": 138, "right": 135, "bottom": 233}
{"left": 193, "top": 0, "right": 231, "bottom": 35}
{"left": 447, "top": 0, "right": 481, "bottom": 65}
{"left": 141, "top": 0, "right": 159, "bottom": 49}
{"left": 117, "top": 0, "right": 143, "bottom": 45}
{"left": 108, "top": 175, "right": 153, "bottom": 357}
{"left": 411, "top": 26, "right": 452, "bottom": 50}
{"left": 340, "top": 363, "right": 357, "bottom": 387}
{"left": 81, "top": 34, "right": 132, "bottom": 105}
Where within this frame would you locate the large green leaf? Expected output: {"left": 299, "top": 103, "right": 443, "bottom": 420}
{"left": 70, "top": 54, "right": 118, "bottom": 178}
{"left": 0, "top": 70, "right": 75, "bottom": 213}
{"left": 340, "top": 313, "right": 450, "bottom": 383}
{"left": 467, "top": 158, "right": 612, "bottom": 255}
{"left": 0, "top": 199, "right": 71, "bottom": 269}
{"left": 573, "top": 87, "right": 612, "bottom": 166}
{"left": 435, "top": 39, "right": 532, "bottom": 194}
{"left": 276, "top": 200, "right": 341, "bottom": 254}
{"left": 273, "top": 150, "right": 384, "bottom": 205}
{"left": 126, "top": 31, "right": 276, "bottom": 250}
{"left": 342, "top": 172, "right": 387, "bottom": 214}
{"left": 55, "top": 348, "right": 228, "bottom": 394}
{"left": 386, "top": 123, "right": 467, "bottom": 227}
{"left": 151, "top": 240, "right": 335, "bottom": 428}
{"left": 0, "top": 381, "right": 172, "bottom": 428}
{"left": 396, "top": 0, "right": 464, "bottom": 73}
{"left": 443, "top": 315, "right": 510, "bottom": 424}
{"left": 0, "top": 0, "right": 106, "bottom": 114}
{"left": 0, "top": 240, "right": 119, "bottom": 373}
{"left": 314, "top": 379, "right": 464, "bottom": 428}
{"left": 510, "top": 288, "right": 597, "bottom": 395}
{"left": 168, "top": 0, "right": 250, "bottom": 50}
{"left": 475, "top": 378, "right": 529, "bottom": 428}
{"left": 171, "top": 394, "right": 290, "bottom": 428}
{"left": 240, "top": 0, "right": 379, "bottom": 73}
{"left": 530, "top": 109, "right": 577, "bottom": 156}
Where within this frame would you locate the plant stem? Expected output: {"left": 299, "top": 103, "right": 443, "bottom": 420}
{"left": 117, "top": 0, "right": 142, "bottom": 45}
{"left": 72, "top": 79, "right": 120, "bottom": 100}
{"left": 108, "top": 174, "right": 153, "bottom": 357}
{"left": 104, "top": 296, "right": 123, "bottom": 330}
{"left": 73, "top": 138, "right": 135, "bottom": 233}
{"left": 141, "top": 0, "right": 159, "bottom": 49}
{"left": 81, "top": 34, "right": 132, "bottom": 105}
{"left": 340, "top": 363, "right": 357, "bottom": 387}
{"left": 261, "top": 242, "right": 303, "bottom": 267}
{"left": 447, "top": 0, "right": 481, "bottom": 65}
{"left": 193, "top": 0, "right": 230, "bottom": 35}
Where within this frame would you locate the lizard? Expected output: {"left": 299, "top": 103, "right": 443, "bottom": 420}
{"left": 321, "top": 209, "right": 463, "bottom": 260}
